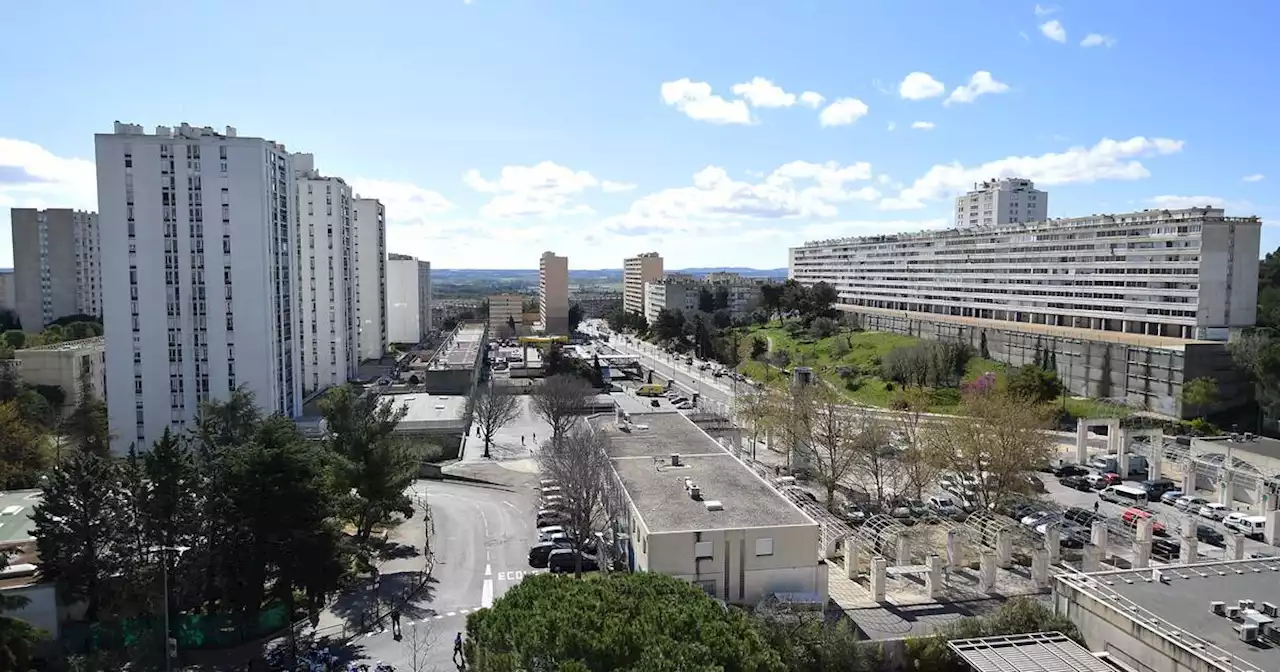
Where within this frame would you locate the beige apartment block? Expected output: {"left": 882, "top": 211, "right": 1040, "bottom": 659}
{"left": 13, "top": 336, "right": 106, "bottom": 413}
{"left": 488, "top": 293, "right": 525, "bottom": 337}
{"left": 10, "top": 208, "right": 101, "bottom": 331}
{"left": 539, "top": 251, "right": 569, "bottom": 335}
{"left": 623, "top": 252, "right": 663, "bottom": 316}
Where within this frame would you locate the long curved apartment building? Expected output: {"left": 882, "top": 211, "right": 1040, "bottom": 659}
{"left": 788, "top": 206, "right": 1263, "bottom": 417}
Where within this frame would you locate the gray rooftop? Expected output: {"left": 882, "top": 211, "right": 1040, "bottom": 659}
{"left": 381, "top": 393, "right": 469, "bottom": 432}
{"left": 0, "top": 490, "right": 42, "bottom": 546}
{"left": 1077, "top": 559, "right": 1280, "bottom": 671}
{"left": 947, "top": 632, "right": 1115, "bottom": 672}
{"left": 590, "top": 413, "right": 814, "bottom": 533}
{"left": 429, "top": 323, "right": 486, "bottom": 370}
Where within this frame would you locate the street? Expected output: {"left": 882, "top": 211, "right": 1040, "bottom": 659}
{"left": 606, "top": 333, "right": 738, "bottom": 410}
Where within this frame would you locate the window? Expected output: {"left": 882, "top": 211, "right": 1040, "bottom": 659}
{"left": 693, "top": 579, "right": 716, "bottom": 596}
{"left": 755, "top": 538, "right": 774, "bottom": 557}
{"left": 694, "top": 541, "right": 713, "bottom": 559}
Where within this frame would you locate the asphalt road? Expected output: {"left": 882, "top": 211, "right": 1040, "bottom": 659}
{"left": 606, "top": 333, "right": 739, "bottom": 411}
{"left": 352, "top": 478, "right": 541, "bottom": 670}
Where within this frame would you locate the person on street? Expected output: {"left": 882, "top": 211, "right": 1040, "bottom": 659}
{"left": 453, "top": 632, "right": 465, "bottom": 666}
{"left": 521, "top": 435, "right": 525, "bottom": 446}
{"left": 390, "top": 607, "right": 401, "bottom": 638}
{"left": 1093, "top": 500, "right": 1100, "bottom": 513}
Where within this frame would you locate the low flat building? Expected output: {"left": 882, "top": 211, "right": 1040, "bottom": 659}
{"left": 380, "top": 391, "right": 468, "bottom": 446}
{"left": 406, "top": 321, "right": 486, "bottom": 395}
{"left": 1056, "top": 559, "right": 1280, "bottom": 672}
{"left": 0, "top": 489, "right": 56, "bottom": 640}
{"left": 12, "top": 336, "right": 106, "bottom": 412}
{"left": 589, "top": 410, "right": 827, "bottom": 606}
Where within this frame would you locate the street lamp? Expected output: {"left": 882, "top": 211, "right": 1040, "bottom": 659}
{"left": 148, "top": 545, "right": 191, "bottom": 672}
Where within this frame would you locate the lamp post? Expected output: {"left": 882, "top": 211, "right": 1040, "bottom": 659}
{"left": 148, "top": 545, "right": 191, "bottom": 672}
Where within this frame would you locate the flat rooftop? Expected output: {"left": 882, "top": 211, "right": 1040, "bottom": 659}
{"left": 1069, "top": 559, "right": 1280, "bottom": 671}
{"left": 15, "top": 336, "right": 105, "bottom": 353}
{"left": 589, "top": 412, "right": 814, "bottom": 533}
{"left": 1193, "top": 435, "right": 1280, "bottom": 462}
{"left": 428, "top": 323, "right": 486, "bottom": 370}
{"left": 841, "top": 304, "right": 1214, "bottom": 350}
{"left": 0, "top": 490, "right": 41, "bottom": 546}
{"left": 381, "top": 392, "right": 468, "bottom": 432}
{"left": 948, "top": 631, "right": 1116, "bottom": 672}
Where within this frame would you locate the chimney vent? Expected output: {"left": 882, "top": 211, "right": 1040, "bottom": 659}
{"left": 671, "top": 453, "right": 682, "bottom": 467}
{"left": 690, "top": 484, "right": 702, "bottom": 500}
{"left": 704, "top": 500, "right": 723, "bottom": 511}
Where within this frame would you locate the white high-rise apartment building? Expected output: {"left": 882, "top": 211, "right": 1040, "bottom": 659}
{"left": 386, "top": 253, "right": 431, "bottom": 344}
{"left": 353, "top": 197, "right": 387, "bottom": 361}
{"left": 97, "top": 122, "right": 301, "bottom": 454}
{"left": 10, "top": 208, "right": 102, "bottom": 330}
{"left": 954, "top": 177, "right": 1048, "bottom": 228}
{"left": 539, "top": 251, "right": 569, "bottom": 335}
{"left": 623, "top": 252, "right": 663, "bottom": 316}
{"left": 293, "top": 154, "right": 358, "bottom": 394}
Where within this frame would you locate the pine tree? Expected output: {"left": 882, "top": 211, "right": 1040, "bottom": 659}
{"left": 62, "top": 365, "right": 110, "bottom": 457}
{"left": 979, "top": 332, "right": 990, "bottom": 360}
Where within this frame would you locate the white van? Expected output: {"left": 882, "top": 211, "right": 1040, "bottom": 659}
{"left": 1099, "top": 484, "right": 1148, "bottom": 507}
{"left": 1225, "top": 514, "right": 1267, "bottom": 539}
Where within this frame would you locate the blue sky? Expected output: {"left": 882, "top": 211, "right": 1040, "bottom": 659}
{"left": 1, "top": 1, "right": 1276, "bottom": 270}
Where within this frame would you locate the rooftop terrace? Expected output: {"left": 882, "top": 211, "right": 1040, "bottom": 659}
{"left": 427, "top": 323, "right": 486, "bottom": 371}
{"left": 15, "top": 336, "right": 105, "bottom": 353}
{"left": 381, "top": 392, "right": 469, "bottom": 433}
{"left": 590, "top": 412, "right": 813, "bottom": 533}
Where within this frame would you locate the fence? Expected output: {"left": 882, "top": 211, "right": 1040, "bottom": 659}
{"left": 59, "top": 602, "right": 290, "bottom": 655}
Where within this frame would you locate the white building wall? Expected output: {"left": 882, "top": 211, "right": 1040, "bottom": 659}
{"left": 954, "top": 177, "right": 1048, "bottom": 228}
{"left": 74, "top": 211, "right": 102, "bottom": 317}
{"left": 387, "top": 255, "right": 429, "bottom": 344}
{"left": 97, "top": 122, "right": 301, "bottom": 454}
{"left": 353, "top": 198, "right": 387, "bottom": 361}
{"left": 294, "top": 154, "right": 358, "bottom": 394}
{"left": 643, "top": 281, "right": 697, "bottom": 325}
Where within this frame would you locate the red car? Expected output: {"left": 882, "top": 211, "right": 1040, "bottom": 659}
{"left": 1101, "top": 472, "right": 1122, "bottom": 487}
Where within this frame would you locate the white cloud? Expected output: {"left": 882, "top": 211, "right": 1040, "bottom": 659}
{"left": 0, "top": 138, "right": 97, "bottom": 211}
{"left": 731, "top": 77, "right": 797, "bottom": 108}
{"left": 1243, "top": 174, "right": 1266, "bottom": 183}
{"left": 898, "top": 72, "right": 945, "bottom": 100}
{"left": 1040, "top": 19, "right": 1067, "bottom": 43}
{"left": 660, "top": 79, "right": 752, "bottom": 125}
{"left": 1080, "top": 33, "right": 1116, "bottom": 48}
{"left": 911, "top": 121, "right": 936, "bottom": 130}
{"left": 819, "top": 98, "right": 870, "bottom": 127}
{"left": 463, "top": 161, "right": 602, "bottom": 219}
{"left": 799, "top": 91, "right": 826, "bottom": 109}
{"left": 1034, "top": 4, "right": 1057, "bottom": 16}
{"left": 879, "top": 136, "right": 1185, "bottom": 210}
{"left": 943, "top": 71, "right": 1010, "bottom": 106}
{"left": 350, "top": 178, "right": 454, "bottom": 221}
{"left": 887, "top": 122, "right": 897, "bottom": 132}
{"left": 601, "top": 181, "right": 637, "bottom": 193}
{"left": 1146, "top": 195, "right": 1229, "bottom": 210}
{"left": 601, "top": 160, "right": 878, "bottom": 235}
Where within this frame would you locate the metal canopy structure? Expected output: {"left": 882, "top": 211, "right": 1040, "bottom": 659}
{"left": 850, "top": 514, "right": 914, "bottom": 560}
{"left": 947, "top": 631, "right": 1115, "bottom": 672}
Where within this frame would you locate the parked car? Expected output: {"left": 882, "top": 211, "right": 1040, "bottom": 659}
{"left": 537, "top": 525, "right": 566, "bottom": 541}
{"left": 547, "top": 549, "right": 599, "bottom": 573}
{"left": 1053, "top": 464, "right": 1090, "bottom": 478}
{"left": 1196, "top": 525, "right": 1225, "bottom": 546}
{"left": 1140, "top": 478, "right": 1178, "bottom": 498}
{"left": 1084, "top": 473, "right": 1110, "bottom": 490}
{"left": 927, "top": 496, "right": 962, "bottom": 518}
{"left": 1175, "top": 495, "right": 1208, "bottom": 512}
{"left": 1063, "top": 506, "right": 1102, "bottom": 527}
{"left": 528, "top": 540, "right": 574, "bottom": 568}
{"left": 1021, "top": 511, "right": 1054, "bottom": 527}
{"left": 1058, "top": 475, "right": 1092, "bottom": 492}
{"left": 1099, "top": 473, "right": 1122, "bottom": 488}
{"left": 1151, "top": 538, "right": 1181, "bottom": 560}
{"left": 838, "top": 502, "right": 867, "bottom": 525}
{"left": 1198, "top": 503, "right": 1230, "bottom": 521}
{"left": 1121, "top": 507, "right": 1166, "bottom": 536}
{"left": 1159, "top": 490, "right": 1184, "bottom": 506}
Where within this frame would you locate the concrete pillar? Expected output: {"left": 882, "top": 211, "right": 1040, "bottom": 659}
{"left": 870, "top": 557, "right": 887, "bottom": 602}
{"left": 1180, "top": 516, "right": 1196, "bottom": 539}
{"left": 1149, "top": 444, "right": 1163, "bottom": 481}
{"left": 1031, "top": 550, "right": 1050, "bottom": 589}
{"left": 1179, "top": 537, "right": 1198, "bottom": 564}
{"left": 1083, "top": 544, "right": 1101, "bottom": 571}
{"left": 995, "top": 531, "right": 1013, "bottom": 569}
{"left": 1181, "top": 471, "right": 1195, "bottom": 496}
{"left": 1091, "top": 521, "right": 1109, "bottom": 555}
{"left": 1135, "top": 518, "right": 1153, "bottom": 544}
{"left": 925, "top": 555, "right": 942, "bottom": 598}
{"left": 1218, "top": 475, "right": 1234, "bottom": 507}
{"left": 1228, "top": 534, "right": 1246, "bottom": 561}
{"left": 978, "top": 552, "right": 997, "bottom": 593}
{"left": 1045, "top": 527, "right": 1061, "bottom": 565}
{"left": 1118, "top": 449, "right": 1131, "bottom": 480}
{"left": 845, "top": 544, "right": 861, "bottom": 578}
{"left": 1133, "top": 541, "right": 1152, "bottom": 569}
{"left": 946, "top": 530, "right": 964, "bottom": 569}
{"left": 896, "top": 536, "right": 911, "bottom": 566}
{"left": 1107, "top": 422, "right": 1122, "bottom": 457}
{"left": 1076, "top": 420, "right": 1089, "bottom": 465}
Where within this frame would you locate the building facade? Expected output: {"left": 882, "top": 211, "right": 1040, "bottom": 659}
{"left": 953, "top": 177, "right": 1047, "bottom": 228}
{"left": 0, "top": 269, "right": 15, "bottom": 313}
{"left": 97, "top": 122, "right": 301, "bottom": 454}
{"left": 488, "top": 293, "right": 525, "bottom": 337}
{"left": 13, "top": 336, "right": 106, "bottom": 413}
{"left": 9, "top": 208, "right": 102, "bottom": 331}
{"left": 386, "top": 253, "right": 431, "bottom": 344}
{"left": 539, "top": 251, "right": 569, "bottom": 335}
{"left": 644, "top": 278, "right": 697, "bottom": 326}
{"left": 353, "top": 197, "right": 387, "bottom": 361}
{"left": 623, "top": 252, "right": 663, "bottom": 316}
{"left": 293, "top": 154, "right": 358, "bottom": 394}
{"left": 644, "top": 273, "right": 762, "bottom": 325}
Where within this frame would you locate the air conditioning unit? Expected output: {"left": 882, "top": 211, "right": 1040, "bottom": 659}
{"left": 1226, "top": 606, "right": 1241, "bottom": 620}
{"left": 1239, "top": 624, "right": 1259, "bottom": 643}
{"left": 690, "top": 485, "right": 702, "bottom": 500}
{"left": 671, "top": 453, "right": 682, "bottom": 467}
{"left": 1240, "top": 599, "right": 1255, "bottom": 612}
{"left": 1211, "top": 601, "right": 1226, "bottom": 616}
{"left": 1261, "top": 602, "right": 1277, "bottom": 617}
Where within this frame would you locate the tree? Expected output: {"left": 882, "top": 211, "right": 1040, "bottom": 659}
{"left": 0, "top": 401, "right": 50, "bottom": 490}
{"left": 536, "top": 422, "right": 613, "bottom": 576}
{"left": 893, "top": 388, "right": 942, "bottom": 501}
{"left": 808, "top": 316, "right": 837, "bottom": 339}
{"left": 32, "top": 451, "right": 131, "bottom": 624}
{"left": 907, "top": 596, "right": 1079, "bottom": 672}
{"left": 1228, "top": 329, "right": 1280, "bottom": 431}
{"left": 759, "top": 283, "right": 784, "bottom": 324}
{"left": 1181, "top": 376, "right": 1220, "bottom": 415}
{"left": 531, "top": 374, "right": 594, "bottom": 448}
{"left": 0, "top": 331, "right": 26, "bottom": 350}
{"left": 797, "top": 388, "right": 862, "bottom": 510}
{"left": 754, "top": 597, "right": 876, "bottom": 672}
{"left": 505, "top": 315, "right": 518, "bottom": 337}
{"left": 922, "top": 393, "right": 1057, "bottom": 511}
{"left": 400, "top": 619, "right": 439, "bottom": 672}
{"left": 0, "top": 553, "right": 46, "bottom": 671}
{"left": 713, "top": 285, "right": 730, "bottom": 311}
{"left": 806, "top": 282, "right": 839, "bottom": 319}
{"left": 979, "top": 331, "right": 989, "bottom": 359}
{"left": 321, "top": 385, "right": 417, "bottom": 550}
{"left": 465, "top": 572, "right": 785, "bottom": 672}
{"left": 195, "top": 386, "right": 262, "bottom": 451}
{"left": 473, "top": 384, "right": 523, "bottom": 458}
{"left": 750, "top": 336, "right": 769, "bottom": 361}
{"left": 652, "top": 308, "right": 684, "bottom": 342}
{"left": 62, "top": 365, "right": 110, "bottom": 458}
{"left": 846, "top": 412, "right": 899, "bottom": 510}
{"left": 568, "top": 303, "right": 584, "bottom": 333}
{"left": 1006, "top": 364, "right": 1061, "bottom": 404}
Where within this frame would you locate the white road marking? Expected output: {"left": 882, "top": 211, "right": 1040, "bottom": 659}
{"left": 480, "top": 508, "right": 490, "bottom": 536}
{"left": 434, "top": 615, "right": 443, "bottom": 620}
{"left": 481, "top": 579, "right": 494, "bottom": 608}
{"left": 503, "top": 500, "right": 518, "bottom": 511}
{"left": 447, "top": 612, "right": 457, "bottom": 617}
{"left": 460, "top": 609, "right": 470, "bottom": 614}
{"left": 484, "top": 564, "right": 492, "bottom": 577}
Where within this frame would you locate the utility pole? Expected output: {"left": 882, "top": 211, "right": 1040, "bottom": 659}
{"left": 149, "top": 545, "right": 191, "bottom": 672}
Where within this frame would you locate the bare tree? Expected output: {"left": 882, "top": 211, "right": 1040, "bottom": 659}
{"left": 847, "top": 411, "right": 900, "bottom": 510}
{"left": 893, "top": 388, "right": 941, "bottom": 500}
{"left": 733, "top": 387, "right": 781, "bottom": 460}
{"left": 530, "top": 374, "right": 594, "bottom": 447}
{"left": 473, "top": 384, "right": 523, "bottom": 458}
{"left": 802, "top": 389, "right": 862, "bottom": 510}
{"left": 399, "top": 617, "right": 438, "bottom": 672}
{"left": 536, "top": 421, "right": 613, "bottom": 577}
{"left": 923, "top": 393, "right": 1057, "bottom": 511}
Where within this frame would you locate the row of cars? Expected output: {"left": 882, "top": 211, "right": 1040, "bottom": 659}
{"left": 528, "top": 479, "right": 601, "bottom": 573}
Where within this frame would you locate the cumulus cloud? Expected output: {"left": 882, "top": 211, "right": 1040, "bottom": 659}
{"left": 1080, "top": 33, "right": 1116, "bottom": 48}
{"left": 799, "top": 91, "right": 826, "bottom": 109}
{"left": 1243, "top": 174, "right": 1266, "bottom": 183}
{"left": 879, "top": 136, "right": 1185, "bottom": 210}
{"left": 943, "top": 71, "right": 1010, "bottom": 106}
{"left": 1040, "top": 19, "right": 1067, "bottom": 43}
{"left": 819, "top": 98, "right": 870, "bottom": 127}
{"left": 898, "top": 72, "right": 945, "bottom": 100}
{"left": 1034, "top": 4, "right": 1057, "bottom": 16}
{"left": 601, "top": 181, "right": 637, "bottom": 193}
{"left": 911, "top": 121, "right": 936, "bottom": 130}
{"left": 731, "top": 77, "right": 797, "bottom": 108}
{"left": 0, "top": 138, "right": 97, "bottom": 211}
{"left": 349, "top": 178, "right": 454, "bottom": 221}
{"left": 660, "top": 79, "right": 752, "bottom": 125}
{"left": 463, "top": 161, "right": 603, "bottom": 218}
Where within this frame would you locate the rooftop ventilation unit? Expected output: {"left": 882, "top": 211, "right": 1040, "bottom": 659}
{"left": 690, "top": 484, "right": 702, "bottom": 501}
{"left": 1226, "top": 606, "right": 1241, "bottom": 620}
{"left": 1239, "top": 623, "right": 1259, "bottom": 643}
{"left": 1239, "top": 599, "right": 1255, "bottom": 612}
{"left": 704, "top": 500, "right": 723, "bottom": 511}
{"left": 1262, "top": 602, "right": 1278, "bottom": 617}
{"left": 1211, "top": 601, "right": 1226, "bottom": 616}
{"left": 671, "top": 453, "right": 682, "bottom": 467}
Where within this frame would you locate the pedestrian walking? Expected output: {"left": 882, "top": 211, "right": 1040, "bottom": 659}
{"left": 521, "top": 435, "right": 525, "bottom": 446}
{"left": 1093, "top": 500, "right": 1100, "bottom": 513}
{"left": 533, "top": 432, "right": 537, "bottom": 442}
{"left": 390, "top": 607, "right": 401, "bottom": 638}
{"left": 453, "top": 632, "right": 465, "bottom": 666}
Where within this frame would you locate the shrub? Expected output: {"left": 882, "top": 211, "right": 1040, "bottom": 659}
{"left": 808, "top": 316, "right": 838, "bottom": 339}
